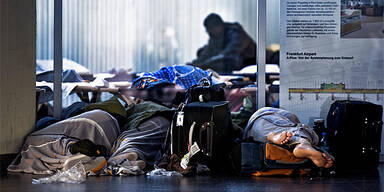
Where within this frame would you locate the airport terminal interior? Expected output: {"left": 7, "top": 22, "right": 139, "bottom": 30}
{"left": 1, "top": 0, "right": 383, "bottom": 191}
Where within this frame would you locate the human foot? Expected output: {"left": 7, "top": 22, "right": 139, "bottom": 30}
{"left": 267, "top": 131, "right": 293, "bottom": 145}
{"left": 293, "top": 143, "right": 333, "bottom": 168}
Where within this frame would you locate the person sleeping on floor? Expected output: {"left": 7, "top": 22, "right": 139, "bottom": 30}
{"left": 244, "top": 107, "right": 334, "bottom": 168}
{"left": 7, "top": 109, "right": 121, "bottom": 175}
{"left": 8, "top": 98, "right": 173, "bottom": 176}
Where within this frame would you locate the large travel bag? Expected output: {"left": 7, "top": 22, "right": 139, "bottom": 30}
{"left": 170, "top": 101, "right": 234, "bottom": 171}
{"left": 326, "top": 100, "right": 383, "bottom": 170}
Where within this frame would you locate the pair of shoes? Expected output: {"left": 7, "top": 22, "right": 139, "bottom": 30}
{"left": 63, "top": 154, "right": 107, "bottom": 173}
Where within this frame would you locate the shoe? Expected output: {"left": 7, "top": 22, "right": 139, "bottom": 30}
{"left": 109, "top": 152, "right": 138, "bottom": 163}
{"left": 121, "top": 160, "right": 146, "bottom": 170}
{"left": 63, "top": 154, "right": 107, "bottom": 173}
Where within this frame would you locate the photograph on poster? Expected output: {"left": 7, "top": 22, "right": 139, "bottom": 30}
{"left": 341, "top": 0, "right": 384, "bottom": 38}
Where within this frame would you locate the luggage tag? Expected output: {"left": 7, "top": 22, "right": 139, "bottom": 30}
{"left": 176, "top": 111, "right": 184, "bottom": 126}
{"left": 180, "top": 142, "right": 200, "bottom": 169}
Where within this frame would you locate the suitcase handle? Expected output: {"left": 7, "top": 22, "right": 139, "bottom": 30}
{"left": 188, "top": 122, "right": 196, "bottom": 151}
{"left": 200, "top": 122, "right": 214, "bottom": 156}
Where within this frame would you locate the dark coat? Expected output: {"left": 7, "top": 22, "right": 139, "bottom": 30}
{"left": 191, "top": 22, "right": 256, "bottom": 73}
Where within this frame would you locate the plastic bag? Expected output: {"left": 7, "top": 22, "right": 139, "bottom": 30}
{"left": 32, "top": 162, "right": 86, "bottom": 184}
{"left": 146, "top": 167, "right": 183, "bottom": 177}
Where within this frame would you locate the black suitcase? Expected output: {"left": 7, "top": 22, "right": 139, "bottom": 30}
{"left": 326, "top": 100, "right": 383, "bottom": 170}
{"left": 170, "top": 101, "right": 234, "bottom": 171}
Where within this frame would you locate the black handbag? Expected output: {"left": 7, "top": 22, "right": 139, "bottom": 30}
{"left": 185, "top": 78, "right": 226, "bottom": 103}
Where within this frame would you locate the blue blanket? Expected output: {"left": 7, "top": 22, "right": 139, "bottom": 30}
{"left": 133, "top": 65, "right": 212, "bottom": 90}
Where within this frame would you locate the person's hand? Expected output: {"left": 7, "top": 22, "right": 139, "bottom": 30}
{"left": 208, "top": 54, "right": 225, "bottom": 62}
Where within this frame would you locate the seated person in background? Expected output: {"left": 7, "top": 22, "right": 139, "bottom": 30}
{"left": 188, "top": 13, "right": 257, "bottom": 74}
{"left": 245, "top": 107, "right": 334, "bottom": 168}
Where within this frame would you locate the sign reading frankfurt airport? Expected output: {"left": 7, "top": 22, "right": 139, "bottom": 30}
{"left": 279, "top": 0, "right": 384, "bottom": 125}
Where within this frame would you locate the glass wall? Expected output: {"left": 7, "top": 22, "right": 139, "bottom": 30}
{"left": 37, "top": 0, "right": 258, "bottom": 73}
{"left": 36, "top": 0, "right": 280, "bottom": 128}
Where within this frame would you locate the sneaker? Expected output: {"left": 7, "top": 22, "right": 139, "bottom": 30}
{"left": 63, "top": 154, "right": 107, "bottom": 173}
{"left": 121, "top": 160, "right": 146, "bottom": 170}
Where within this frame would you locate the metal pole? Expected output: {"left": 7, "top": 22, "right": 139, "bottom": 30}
{"left": 53, "top": 0, "right": 62, "bottom": 119}
{"left": 257, "top": 0, "right": 266, "bottom": 109}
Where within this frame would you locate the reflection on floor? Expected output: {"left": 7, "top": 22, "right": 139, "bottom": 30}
{"left": 343, "top": 16, "right": 384, "bottom": 38}
{"left": 0, "top": 164, "right": 383, "bottom": 192}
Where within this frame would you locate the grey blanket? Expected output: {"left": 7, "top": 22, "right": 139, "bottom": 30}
{"left": 8, "top": 110, "right": 120, "bottom": 174}
{"left": 109, "top": 116, "right": 170, "bottom": 167}
{"left": 244, "top": 107, "right": 319, "bottom": 146}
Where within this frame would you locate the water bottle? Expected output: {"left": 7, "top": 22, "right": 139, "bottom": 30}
{"left": 320, "top": 132, "right": 330, "bottom": 152}
{"left": 313, "top": 119, "right": 325, "bottom": 138}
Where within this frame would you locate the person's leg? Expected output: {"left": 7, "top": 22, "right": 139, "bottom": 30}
{"left": 293, "top": 140, "right": 333, "bottom": 168}
{"left": 267, "top": 131, "right": 293, "bottom": 145}
{"left": 268, "top": 130, "right": 333, "bottom": 168}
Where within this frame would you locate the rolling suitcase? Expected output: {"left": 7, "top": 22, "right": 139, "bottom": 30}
{"left": 170, "top": 101, "right": 234, "bottom": 171}
{"left": 326, "top": 100, "right": 383, "bottom": 170}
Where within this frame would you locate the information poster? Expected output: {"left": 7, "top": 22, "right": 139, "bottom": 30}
{"left": 280, "top": 0, "right": 384, "bottom": 157}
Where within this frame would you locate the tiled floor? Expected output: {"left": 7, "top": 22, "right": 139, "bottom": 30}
{"left": 0, "top": 165, "right": 383, "bottom": 192}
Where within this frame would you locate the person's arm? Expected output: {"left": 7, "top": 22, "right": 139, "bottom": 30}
{"left": 201, "top": 27, "right": 248, "bottom": 67}
{"left": 220, "top": 28, "right": 245, "bottom": 57}
{"left": 190, "top": 42, "right": 216, "bottom": 66}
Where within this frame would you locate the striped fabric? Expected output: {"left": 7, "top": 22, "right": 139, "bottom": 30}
{"left": 109, "top": 116, "right": 170, "bottom": 167}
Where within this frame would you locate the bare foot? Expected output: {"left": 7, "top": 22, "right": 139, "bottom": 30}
{"left": 267, "top": 131, "right": 293, "bottom": 145}
{"left": 293, "top": 143, "right": 333, "bottom": 168}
